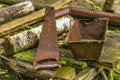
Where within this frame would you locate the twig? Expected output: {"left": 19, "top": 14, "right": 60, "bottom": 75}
{"left": 113, "top": 67, "right": 120, "bottom": 75}
{"left": 0, "top": 71, "right": 7, "bottom": 75}
{"left": 0, "top": 55, "right": 11, "bottom": 61}
{"left": 100, "top": 69, "right": 109, "bottom": 80}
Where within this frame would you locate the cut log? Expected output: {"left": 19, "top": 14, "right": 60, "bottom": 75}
{"left": 0, "top": 0, "right": 57, "bottom": 10}
{"left": 0, "top": 1, "right": 34, "bottom": 25}
{"left": 0, "top": 0, "right": 75, "bottom": 37}
{"left": 3, "top": 16, "right": 73, "bottom": 55}
{"left": 0, "top": 0, "right": 23, "bottom": 5}
{"left": 0, "top": 0, "right": 92, "bottom": 10}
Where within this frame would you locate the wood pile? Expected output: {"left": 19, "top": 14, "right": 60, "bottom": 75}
{"left": 0, "top": 0, "right": 120, "bottom": 80}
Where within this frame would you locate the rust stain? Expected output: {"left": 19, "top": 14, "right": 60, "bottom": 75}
{"left": 67, "top": 18, "right": 109, "bottom": 60}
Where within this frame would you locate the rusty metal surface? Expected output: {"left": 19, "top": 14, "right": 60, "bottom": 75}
{"left": 55, "top": 6, "right": 120, "bottom": 26}
{"left": 67, "top": 18, "right": 109, "bottom": 60}
{"left": 55, "top": 8, "right": 70, "bottom": 18}
{"left": 67, "top": 20, "right": 80, "bottom": 42}
{"left": 33, "top": 6, "right": 60, "bottom": 69}
{"left": 70, "top": 7, "right": 119, "bottom": 23}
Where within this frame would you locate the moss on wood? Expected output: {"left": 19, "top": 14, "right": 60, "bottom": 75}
{"left": 54, "top": 66, "right": 76, "bottom": 80}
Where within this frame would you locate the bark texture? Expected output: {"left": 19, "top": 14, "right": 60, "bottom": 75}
{"left": 0, "top": 0, "right": 92, "bottom": 10}
{"left": 0, "top": 1, "right": 34, "bottom": 25}
{"left": 0, "top": 0, "right": 75, "bottom": 37}
{"left": 3, "top": 16, "right": 73, "bottom": 55}
{"left": 0, "top": 0, "right": 23, "bottom": 4}
{"left": 0, "top": 0, "right": 57, "bottom": 10}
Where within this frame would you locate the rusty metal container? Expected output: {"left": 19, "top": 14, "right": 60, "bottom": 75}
{"left": 67, "top": 18, "right": 109, "bottom": 60}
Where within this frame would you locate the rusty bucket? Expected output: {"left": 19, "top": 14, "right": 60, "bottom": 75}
{"left": 67, "top": 18, "right": 109, "bottom": 60}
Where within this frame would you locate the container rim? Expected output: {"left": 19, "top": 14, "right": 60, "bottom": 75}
{"left": 67, "top": 40, "right": 105, "bottom": 43}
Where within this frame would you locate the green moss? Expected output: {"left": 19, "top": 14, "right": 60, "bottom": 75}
{"left": 59, "top": 48, "right": 74, "bottom": 58}
{"left": 14, "top": 48, "right": 74, "bottom": 62}
{"left": 0, "top": 49, "right": 4, "bottom": 54}
{"left": 117, "top": 63, "right": 120, "bottom": 71}
{"left": 108, "top": 26, "right": 120, "bottom": 34}
{"left": 0, "top": 3, "right": 7, "bottom": 9}
{"left": 0, "top": 59, "right": 19, "bottom": 80}
{"left": 105, "top": 48, "right": 120, "bottom": 54}
{"left": 108, "top": 70, "right": 120, "bottom": 80}
{"left": 61, "top": 57, "right": 87, "bottom": 70}
{"left": 13, "top": 48, "right": 87, "bottom": 70}
{"left": 54, "top": 66, "right": 76, "bottom": 80}
{"left": 115, "top": 51, "right": 120, "bottom": 55}
{"left": 89, "top": 1, "right": 102, "bottom": 10}
{"left": 13, "top": 48, "right": 36, "bottom": 63}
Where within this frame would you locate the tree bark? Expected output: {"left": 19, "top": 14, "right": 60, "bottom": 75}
{"left": 0, "top": 0, "right": 57, "bottom": 10}
{"left": 0, "top": 0, "right": 23, "bottom": 4}
{"left": 3, "top": 16, "right": 73, "bottom": 55}
{"left": 0, "top": 1, "right": 34, "bottom": 25}
{"left": 0, "top": 0, "right": 75, "bottom": 37}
